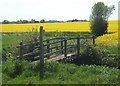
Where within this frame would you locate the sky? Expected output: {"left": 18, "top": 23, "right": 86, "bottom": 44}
{"left": 0, "top": 0, "right": 119, "bottom": 21}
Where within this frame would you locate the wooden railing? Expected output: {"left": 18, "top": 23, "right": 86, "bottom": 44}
{"left": 16, "top": 26, "right": 96, "bottom": 62}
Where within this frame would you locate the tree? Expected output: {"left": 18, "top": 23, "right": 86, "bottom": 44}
{"left": 89, "top": 2, "right": 115, "bottom": 36}
{"left": 17, "top": 20, "right": 23, "bottom": 24}
{"left": 22, "top": 20, "right": 28, "bottom": 23}
{"left": 30, "top": 19, "right": 35, "bottom": 23}
{"left": 40, "top": 19, "right": 45, "bottom": 23}
{"left": 2, "top": 20, "right": 9, "bottom": 24}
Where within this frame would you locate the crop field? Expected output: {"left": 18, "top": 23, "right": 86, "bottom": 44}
{"left": 1, "top": 21, "right": 118, "bottom": 33}
{"left": 96, "top": 32, "right": 118, "bottom": 46}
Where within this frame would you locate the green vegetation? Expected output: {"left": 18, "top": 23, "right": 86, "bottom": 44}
{"left": 73, "top": 45, "right": 119, "bottom": 69}
{"left": 2, "top": 60, "right": 120, "bottom": 84}
{"left": 90, "top": 2, "right": 115, "bottom": 36}
{"left": 2, "top": 32, "right": 92, "bottom": 61}
{"left": 2, "top": 32, "right": 119, "bottom": 84}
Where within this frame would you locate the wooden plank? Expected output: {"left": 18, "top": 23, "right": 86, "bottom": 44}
{"left": 47, "top": 53, "right": 75, "bottom": 62}
{"left": 32, "top": 58, "right": 47, "bottom": 65}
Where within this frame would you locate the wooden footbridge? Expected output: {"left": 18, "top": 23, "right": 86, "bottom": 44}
{"left": 16, "top": 26, "right": 95, "bottom": 64}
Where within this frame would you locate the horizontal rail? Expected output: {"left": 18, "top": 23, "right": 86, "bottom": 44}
{"left": 43, "top": 37, "right": 65, "bottom": 42}
{"left": 44, "top": 49, "right": 64, "bottom": 57}
{"left": 34, "top": 37, "right": 65, "bottom": 45}
{"left": 34, "top": 56, "right": 40, "bottom": 61}
{"left": 44, "top": 45, "right": 62, "bottom": 51}
{"left": 44, "top": 40, "right": 64, "bottom": 46}
{"left": 17, "top": 36, "right": 93, "bottom": 48}
{"left": 16, "top": 42, "right": 38, "bottom": 48}
{"left": 67, "top": 45, "right": 75, "bottom": 49}
{"left": 67, "top": 38, "right": 77, "bottom": 40}
{"left": 19, "top": 51, "right": 40, "bottom": 58}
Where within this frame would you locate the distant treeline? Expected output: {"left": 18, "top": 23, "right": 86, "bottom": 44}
{"left": 1, "top": 19, "right": 88, "bottom": 24}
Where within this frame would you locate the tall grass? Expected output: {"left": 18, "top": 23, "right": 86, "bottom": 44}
{"left": 2, "top": 60, "right": 120, "bottom": 84}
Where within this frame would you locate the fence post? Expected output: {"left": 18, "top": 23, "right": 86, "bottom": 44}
{"left": 77, "top": 35, "right": 80, "bottom": 57}
{"left": 64, "top": 39, "right": 67, "bottom": 57}
{"left": 61, "top": 41, "right": 64, "bottom": 54}
{"left": 47, "top": 40, "right": 50, "bottom": 59}
{"left": 29, "top": 40, "right": 34, "bottom": 52}
{"left": 19, "top": 41, "right": 23, "bottom": 59}
{"left": 92, "top": 35, "right": 95, "bottom": 46}
{"left": 39, "top": 26, "right": 44, "bottom": 79}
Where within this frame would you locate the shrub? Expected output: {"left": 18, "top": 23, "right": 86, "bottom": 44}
{"left": 80, "top": 45, "right": 102, "bottom": 65}
{"left": 2, "top": 60, "right": 30, "bottom": 78}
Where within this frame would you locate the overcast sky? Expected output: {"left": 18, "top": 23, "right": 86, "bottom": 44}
{"left": 0, "top": 0, "right": 119, "bottom": 21}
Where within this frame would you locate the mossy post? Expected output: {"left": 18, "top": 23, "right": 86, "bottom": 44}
{"left": 40, "top": 26, "right": 44, "bottom": 79}
{"left": 47, "top": 40, "right": 50, "bottom": 59}
{"left": 19, "top": 41, "right": 23, "bottom": 59}
{"left": 92, "top": 35, "right": 95, "bottom": 46}
{"left": 64, "top": 39, "right": 67, "bottom": 57}
{"left": 77, "top": 35, "right": 80, "bottom": 57}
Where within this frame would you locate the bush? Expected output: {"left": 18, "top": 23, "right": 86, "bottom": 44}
{"left": 80, "top": 45, "right": 102, "bottom": 65}
{"left": 2, "top": 60, "right": 31, "bottom": 78}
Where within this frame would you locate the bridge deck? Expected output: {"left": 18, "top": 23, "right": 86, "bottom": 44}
{"left": 32, "top": 53, "right": 75, "bottom": 64}
{"left": 47, "top": 53, "right": 74, "bottom": 62}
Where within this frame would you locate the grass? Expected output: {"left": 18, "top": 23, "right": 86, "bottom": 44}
{"left": 2, "top": 32, "right": 119, "bottom": 84}
{"left": 2, "top": 32, "right": 92, "bottom": 61}
{"left": 2, "top": 60, "right": 120, "bottom": 84}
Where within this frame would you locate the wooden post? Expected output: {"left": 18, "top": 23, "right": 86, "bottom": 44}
{"left": 61, "top": 41, "right": 64, "bottom": 54}
{"left": 39, "top": 26, "right": 44, "bottom": 79}
{"left": 64, "top": 39, "right": 67, "bottom": 57}
{"left": 47, "top": 40, "right": 50, "bottom": 59}
{"left": 92, "top": 35, "right": 95, "bottom": 46}
{"left": 19, "top": 41, "right": 23, "bottom": 59}
{"left": 29, "top": 40, "right": 33, "bottom": 52}
{"left": 77, "top": 35, "right": 80, "bottom": 57}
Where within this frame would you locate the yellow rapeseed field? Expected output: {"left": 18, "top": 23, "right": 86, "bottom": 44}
{"left": 96, "top": 32, "right": 118, "bottom": 46}
{"left": 1, "top": 20, "right": 118, "bottom": 46}
{"left": 1, "top": 21, "right": 118, "bottom": 33}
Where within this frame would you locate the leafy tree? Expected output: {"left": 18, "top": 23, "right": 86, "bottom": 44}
{"left": 22, "top": 20, "right": 28, "bottom": 23}
{"left": 2, "top": 20, "right": 9, "bottom": 24}
{"left": 17, "top": 20, "right": 23, "bottom": 24}
{"left": 90, "top": 2, "right": 115, "bottom": 36}
{"left": 30, "top": 19, "right": 35, "bottom": 23}
{"left": 40, "top": 19, "right": 45, "bottom": 23}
